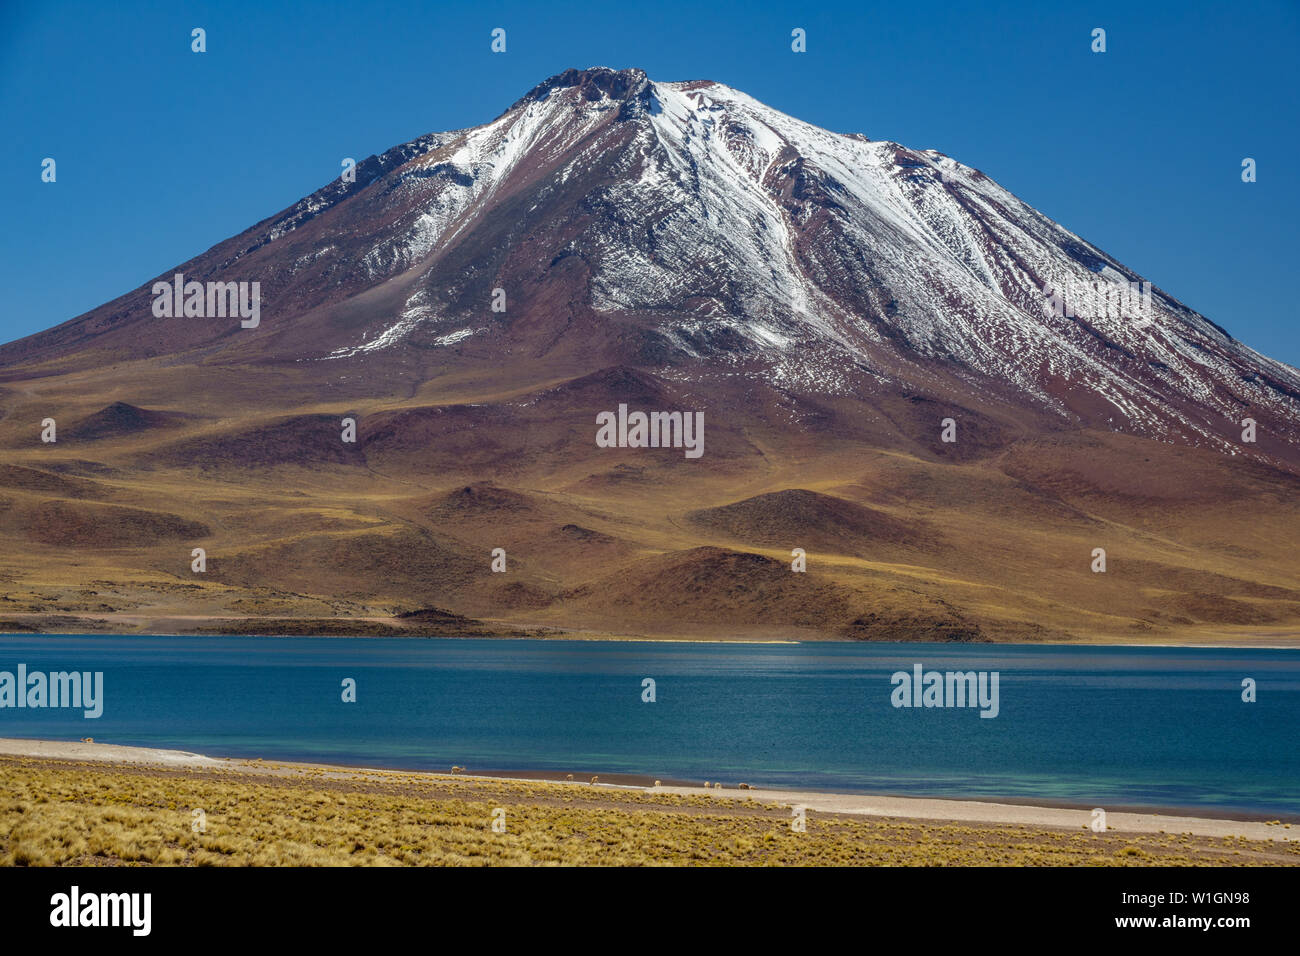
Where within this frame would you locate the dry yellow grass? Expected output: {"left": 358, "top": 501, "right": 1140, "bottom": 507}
{"left": 2, "top": 757, "right": 1296, "bottom": 866}
{"left": 2, "top": 356, "right": 1299, "bottom": 646}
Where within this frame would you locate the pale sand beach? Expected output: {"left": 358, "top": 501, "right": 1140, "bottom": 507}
{"left": 5, "top": 616, "right": 1300, "bottom": 647}
{"left": 2, "top": 737, "right": 1292, "bottom": 843}
{"left": 0, "top": 738, "right": 224, "bottom": 768}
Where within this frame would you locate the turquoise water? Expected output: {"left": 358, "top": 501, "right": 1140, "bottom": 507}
{"left": 1, "top": 635, "right": 1296, "bottom": 816}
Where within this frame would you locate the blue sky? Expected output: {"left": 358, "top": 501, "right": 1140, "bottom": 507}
{"left": 3, "top": 0, "right": 1297, "bottom": 365}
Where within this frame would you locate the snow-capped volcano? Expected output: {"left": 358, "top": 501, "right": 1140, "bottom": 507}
{"left": 5, "top": 66, "right": 1298, "bottom": 466}
{"left": 5, "top": 67, "right": 1300, "bottom": 644}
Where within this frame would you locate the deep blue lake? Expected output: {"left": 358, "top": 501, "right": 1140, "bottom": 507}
{"left": 1, "top": 635, "right": 1296, "bottom": 817}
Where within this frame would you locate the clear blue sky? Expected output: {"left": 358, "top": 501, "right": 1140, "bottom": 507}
{"left": 3, "top": 0, "right": 1297, "bottom": 366}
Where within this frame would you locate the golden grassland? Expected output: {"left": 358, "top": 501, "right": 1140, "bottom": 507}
{"left": 1, "top": 356, "right": 1300, "bottom": 644}
{"left": 2, "top": 757, "right": 1297, "bottom": 866}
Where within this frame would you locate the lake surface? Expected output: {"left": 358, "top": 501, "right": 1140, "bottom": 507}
{"left": 1, "top": 635, "right": 1297, "bottom": 817}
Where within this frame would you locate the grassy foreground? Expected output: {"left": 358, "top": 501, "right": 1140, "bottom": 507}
{"left": 3, "top": 757, "right": 1298, "bottom": 866}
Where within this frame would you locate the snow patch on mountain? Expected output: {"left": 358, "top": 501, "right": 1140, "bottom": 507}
{"left": 284, "top": 67, "right": 1298, "bottom": 453}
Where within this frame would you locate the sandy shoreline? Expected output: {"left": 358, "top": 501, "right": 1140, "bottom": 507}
{"left": 2, "top": 737, "right": 1293, "bottom": 843}
{"left": 5, "top": 622, "right": 1300, "bottom": 649}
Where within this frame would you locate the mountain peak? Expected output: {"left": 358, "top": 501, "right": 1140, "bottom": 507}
{"left": 513, "top": 66, "right": 652, "bottom": 110}
{"left": 5, "top": 68, "right": 1298, "bottom": 471}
